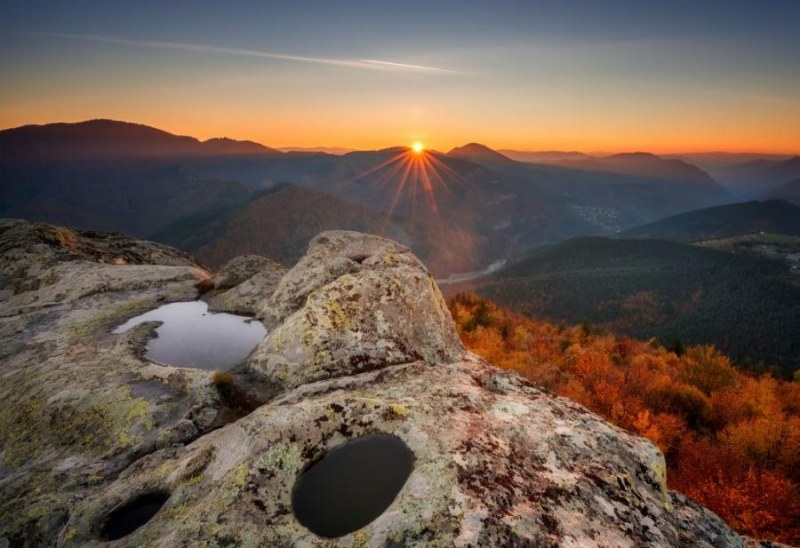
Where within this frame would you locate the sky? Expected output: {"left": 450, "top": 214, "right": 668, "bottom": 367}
{"left": 1, "top": 0, "right": 799, "bottom": 153}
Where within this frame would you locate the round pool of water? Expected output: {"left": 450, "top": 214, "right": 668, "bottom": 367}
{"left": 291, "top": 433, "right": 414, "bottom": 538}
{"left": 101, "top": 492, "right": 169, "bottom": 540}
{"left": 113, "top": 301, "right": 266, "bottom": 370}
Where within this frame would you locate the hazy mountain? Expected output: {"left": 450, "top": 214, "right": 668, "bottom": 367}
{"left": 663, "top": 152, "right": 793, "bottom": 171}
{"left": 499, "top": 150, "right": 594, "bottom": 163}
{"left": 0, "top": 157, "right": 252, "bottom": 236}
{"left": 0, "top": 120, "right": 280, "bottom": 238}
{"left": 201, "top": 137, "right": 277, "bottom": 155}
{"left": 762, "top": 178, "right": 800, "bottom": 206}
{"left": 447, "top": 143, "right": 517, "bottom": 166}
{"left": 152, "top": 184, "right": 408, "bottom": 268}
{"left": 619, "top": 200, "right": 800, "bottom": 241}
{"left": 277, "top": 146, "right": 352, "bottom": 155}
{"left": 0, "top": 119, "right": 281, "bottom": 161}
{"left": 0, "top": 121, "right": 733, "bottom": 276}
{"left": 150, "top": 183, "right": 511, "bottom": 276}
{"left": 448, "top": 237, "right": 800, "bottom": 375}
{"left": 545, "top": 152, "right": 720, "bottom": 187}
{"left": 282, "top": 148, "right": 596, "bottom": 272}
{"left": 442, "top": 144, "right": 730, "bottom": 232}
{"left": 711, "top": 156, "right": 800, "bottom": 194}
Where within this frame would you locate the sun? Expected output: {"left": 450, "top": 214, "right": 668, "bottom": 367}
{"left": 412, "top": 141, "right": 424, "bottom": 154}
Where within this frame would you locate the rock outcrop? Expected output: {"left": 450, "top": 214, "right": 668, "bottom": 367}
{"left": 249, "top": 232, "right": 463, "bottom": 391}
{"left": 0, "top": 220, "right": 761, "bottom": 546}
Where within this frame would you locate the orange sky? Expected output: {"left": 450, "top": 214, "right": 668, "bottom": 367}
{"left": 3, "top": 102, "right": 797, "bottom": 155}
{"left": 3, "top": 3, "right": 799, "bottom": 155}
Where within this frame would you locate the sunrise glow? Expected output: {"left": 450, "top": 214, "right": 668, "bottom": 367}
{"left": 2, "top": 2, "right": 798, "bottom": 154}
{"left": 412, "top": 142, "right": 424, "bottom": 154}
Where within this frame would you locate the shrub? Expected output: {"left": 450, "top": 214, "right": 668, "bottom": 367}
{"left": 212, "top": 371, "right": 236, "bottom": 400}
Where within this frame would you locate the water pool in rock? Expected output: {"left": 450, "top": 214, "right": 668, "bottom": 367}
{"left": 101, "top": 492, "right": 169, "bottom": 540}
{"left": 291, "top": 433, "right": 414, "bottom": 538}
{"left": 113, "top": 301, "right": 266, "bottom": 370}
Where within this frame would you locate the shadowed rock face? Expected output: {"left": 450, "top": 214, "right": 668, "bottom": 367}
{"left": 0, "top": 222, "right": 757, "bottom": 546}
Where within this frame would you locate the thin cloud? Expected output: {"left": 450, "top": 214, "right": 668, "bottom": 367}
{"left": 37, "top": 32, "right": 462, "bottom": 75}
{"left": 359, "top": 59, "right": 460, "bottom": 74}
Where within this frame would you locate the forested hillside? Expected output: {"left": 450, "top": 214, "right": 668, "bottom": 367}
{"left": 620, "top": 200, "right": 800, "bottom": 241}
{"left": 450, "top": 237, "right": 800, "bottom": 375}
{"left": 449, "top": 294, "right": 800, "bottom": 544}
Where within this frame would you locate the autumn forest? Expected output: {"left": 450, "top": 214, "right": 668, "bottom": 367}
{"left": 449, "top": 293, "right": 800, "bottom": 543}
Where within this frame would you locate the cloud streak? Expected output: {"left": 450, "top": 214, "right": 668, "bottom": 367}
{"left": 37, "top": 32, "right": 462, "bottom": 75}
{"left": 359, "top": 59, "right": 460, "bottom": 74}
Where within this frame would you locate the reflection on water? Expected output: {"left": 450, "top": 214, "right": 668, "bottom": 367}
{"left": 291, "top": 433, "right": 414, "bottom": 538}
{"left": 113, "top": 301, "right": 266, "bottom": 370}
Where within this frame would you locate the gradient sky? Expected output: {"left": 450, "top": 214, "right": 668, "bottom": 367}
{"left": 2, "top": 0, "right": 799, "bottom": 153}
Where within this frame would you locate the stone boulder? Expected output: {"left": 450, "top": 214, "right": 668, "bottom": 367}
{"left": 249, "top": 231, "right": 463, "bottom": 390}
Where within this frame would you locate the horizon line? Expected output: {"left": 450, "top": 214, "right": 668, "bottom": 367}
{"left": 1, "top": 117, "right": 799, "bottom": 157}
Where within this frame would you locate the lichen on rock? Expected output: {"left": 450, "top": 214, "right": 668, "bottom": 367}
{"left": 0, "top": 223, "right": 756, "bottom": 546}
{"left": 249, "top": 231, "right": 464, "bottom": 390}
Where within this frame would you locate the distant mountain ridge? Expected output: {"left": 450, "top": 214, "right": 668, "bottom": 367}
{"left": 710, "top": 156, "right": 800, "bottom": 194}
{"left": 499, "top": 150, "right": 593, "bottom": 163}
{"left": 663, "top": 152, "right": 794, "bottom": 171}
{"left": 0, "top": 119, "right": 282, "bottom": 160}
{"left": 541, "top": 152, "right": 720, "bottom": 187}
{"left": 447, "top": 143, "right": 516, "bottom": 165}
{"left": 277, "top": 146, "right": 352, "bottom": 155}
{"left": 619, "top": 200, "right": 800, "bottom": 241}
{"left": 763, "top": 179, "right": 800, "bottom": 206}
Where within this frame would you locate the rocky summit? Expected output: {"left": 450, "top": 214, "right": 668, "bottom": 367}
{"left": 0, "top": 219, "right": 770, "bottom": 546}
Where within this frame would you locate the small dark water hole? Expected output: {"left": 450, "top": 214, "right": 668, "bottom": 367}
{"left": 291, "top": 433, "right": 414, "bottom": 538}
{"left": 101, "top": 492, "right": 169, "bottom": 541}
{"left": 113, "top": 301, "right": 266, "bottom": 370}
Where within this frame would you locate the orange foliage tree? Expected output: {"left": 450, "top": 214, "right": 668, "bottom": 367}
{"left": 449, "top": 293, "right": 800, "bottom": 544}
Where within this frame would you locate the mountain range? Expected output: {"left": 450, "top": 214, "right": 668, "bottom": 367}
{"left": 501, "top": 148, "right": 800, "bottom": 197}
{"left": 0, "top": 119, "right": 737, "bottom": 276}
{"left": 711, "top": 156, "right": 800, "bottom": 195}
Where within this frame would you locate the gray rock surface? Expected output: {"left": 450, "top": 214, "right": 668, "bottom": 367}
{"left": 205, "top": 255, "right": 287, "bottom": 315}
{"left": 249, "top": 231, "right": 463, "bottom": 390}
{"left": 0, "top": 222, "right": 755, "bottom": 546}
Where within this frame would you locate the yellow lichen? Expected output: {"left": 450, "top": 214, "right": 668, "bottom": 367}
{"left": 388, "top": 403, "right": 409, "bottom": 418}
{"left": 183, "top": 472, "right": 205, "bottom": 486}
{"left": 233, "top": 461, "right": 249, "bottom": 487}
{"left": 256, "top": 444, "right": 302, "bottom": 474}
{"left": 118, "top": 398, "right": 153, "bottom": 446}
{"left": 382, "top": 253, "right": 399, "bottom": 265}
{"left": 63, "top": 527, "right": 77, "bottom": 542}
{"left": 323, "top": 300, "right": 352, "bottom": 331}
{"left": 352, "top": 529, "right": 371, "bottom": 548}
